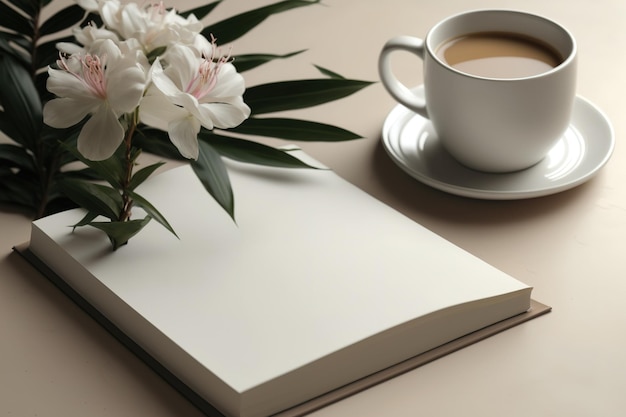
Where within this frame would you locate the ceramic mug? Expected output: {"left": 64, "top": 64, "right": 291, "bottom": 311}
{"left": 378, "top": 10, "right": 577, "bottom": 173}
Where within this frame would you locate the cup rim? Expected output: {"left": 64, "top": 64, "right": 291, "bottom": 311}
{"left": 425, "top": 9, "right": 577, "bottom": 81}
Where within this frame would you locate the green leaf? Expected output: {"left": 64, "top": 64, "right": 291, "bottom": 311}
{"left": 0, "top": 113, "right": 21, "bottom": 144}
{"left": 59, "top": 167, "right": 101, "bottom": 182}
{"left": 202, "top": 0, "right": 320, "bottom": 44}
{"left": 57, "top": 179, "right": 122, "bottom": 220}
{"left": 0, "top": 173, "right": 37, "bottom": 210}
{"left": 232, "top": 50, "right": 306, "bottom": 72}
{"left": 0, "top": 36, "right": 13, "bottom": 56}
{"left": 231, "top": 117, "right": 361, "bottom": 141}
{"left": 134, "top": 127, "right": 186, "bottom": 161}
{"left": 88, "top": 217, "right": 152, "bottom": 250}
{"left": 41, "top": 195, "right": 78, "bottom": 217}
{"left": 245, "top": 78, "right": 374, "bottom": 114}
{"left": 128, "top": 190, "right": 177, "bottom": 238}
{"left": 128, "top": 161, "right": 165, "bottom": 191}
{"left": 73, "top": 211, "right": 99, "bottom": 229}
{"left": 180, "top": 0, "right": 221, "bottom": 19}
{"left": 0, "top": 34, "right": 29, "bottom": 67}
{"left": 61, "top": 144, "right": 126, "bottom": 189}
{"left": 191, "top": 140, "right": 234, "bottom": 219}
{"left": 0, "top": 1, "right": 33, "bottom": 36}
{"left": 199, "top": 131, "right": 318, "bottom": 169}
{"left": 6, "top": 0, "right": 38, "bottom": 15}
{"left": 36, "top": 35, "right": 74, "bottom": 69}
{"left": 0, "top": 143, "right": 34, "bottom": 170}
{"left": 39, "top": 4, "right": 86, "bottom": 36}
{"left": 0, "top": 54, "right": 42, "bottom": 147}
{"left": 146, "top": 46, "right": 167, "bottom": 62}
{"left": 315, "top": 65, "right": 345, "bottom": 79}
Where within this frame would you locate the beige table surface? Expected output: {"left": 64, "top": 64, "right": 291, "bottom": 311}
{"left": 2, "top": 0, "right": 625, "bottom": 416}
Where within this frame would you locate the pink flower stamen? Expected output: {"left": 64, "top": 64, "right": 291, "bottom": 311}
{"left": 147, "top": 1, "right": 167, "bottom": 21}
{"left": 58, "top": 53, "right": 108, "bottom": 99}
{"left": 186, "top": 35, "right": 231, "bottom": 100}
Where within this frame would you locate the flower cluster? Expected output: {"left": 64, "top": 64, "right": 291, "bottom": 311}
{"left": 44, "top": 0, "right": 250, "bottom": 161}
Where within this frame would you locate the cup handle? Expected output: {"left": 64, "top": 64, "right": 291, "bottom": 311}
{"left": 378, "top": 36, "right": 428, "bottom": 118}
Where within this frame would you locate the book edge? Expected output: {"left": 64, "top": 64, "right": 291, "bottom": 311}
{"left": 12, "top": 243, "right": 551, "bottom": 417}
{"left": 273, "top": 298, "right": 551, "bottom": 417}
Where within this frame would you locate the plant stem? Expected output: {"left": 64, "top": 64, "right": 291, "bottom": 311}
{"left": 119, "top": 115, "right": 138, "bottom": 222}
{"left": 35, "top": 156, "right": 57, "bottom": 219}
{"left": 31, "top": 2, "right": 49, "bottom": 219}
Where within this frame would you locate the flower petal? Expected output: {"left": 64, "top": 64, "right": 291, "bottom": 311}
{"left": 47, "top": 68, "right": 96, "bottom": 100}
{"left": 208, "top": 63, "right": 246, "bottom": 97}
{"left": 168, "top": 116, "right": 200, "bottom": 159}
{"left": 162, "top": 44, "right": 198, "bottom": 89}
{"left": 139, "top": 90, "right": 188, "bottom": 131}
{"left": 199, "top": 100, "right": 250, "bottom": 129}
{"left": 43, "top": 97, "right": 97, "bottom": 128}
{"left": 150, "top": 58, "right": 185, "bottom": 98}
{"left": 106, "top": 60, "right": 147, "bottom": 114}
{"left": 77, "top": 103, "right": 125, "bottom": 160}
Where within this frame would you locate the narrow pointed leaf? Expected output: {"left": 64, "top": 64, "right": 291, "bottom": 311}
{"left": 0, "top": 55, "right": 43, "bottom": 147}
{"left": 0, "top": 37, "right": 13, "bottom": 56}
{"left": 233, "top": 50, "right": 306, "bottom": 72}
{"left": 36, "top": 35, "right": 74, "bottom": 69}
{"left": 89, "top": 217, "right": 152, "bottom": 250}
{"left": 315, "top": 65, "right": 345, "bottom": 79}
{"left": 202, "top": 0, "right": 320, "bottom": 44}
{"left": 58, "top": 179, "right": 122, "bottom": 220}
{"left": 128, "top": 190, "right": 177, "bottom": 238}
{"left": 191, "top": 140, "right": 234, "bottom": 219}
{"left": 128, "top": 161, "right": 165, "bottom": 190}
{"left": 73, "top": 211, "right": 99, "bottom": 229}
{"left": 0, "top": 35, "right": 29, "bottom": 66}
{"left": 0, "top": 174, "right": 37, "bottom": 209}
{"left": 231, "top": 117, "right": 361, "bottom": 141}
{"left": 6, "top": 0, "right": 38, "bottom": 16}
{"left": 180, "top": 0, "right": 221, "bottom": 19}
{"left": 199, "top": 131, "right": 318, "bottom": 169}
{"left": 245, "top": 78, "right": 374, "bottom": 114}
{"left": 61, "top": 144, "right": 125, "bottom": 188}
{"left": 59, "top": 167, "right": 101, "bottom": 182}
{"left": 39, "top": 5, "right": 86, "bottom": 36}
{"left": 0, "top": 112, "right": 23, "bottom": 145}
{"left": 6, "top": 34, "right": 31, "bottom": 52}
{"left": 0, "top": 1, "right": 33, "bottom": 35}
{"left": 134, "top": 128, "right": 186, "bottom": 160}
{"left": 0, "top": 143, "right": 35, "bottom": 170}
{"left": 41, "top": 194, "right": 79, "bottom": 217}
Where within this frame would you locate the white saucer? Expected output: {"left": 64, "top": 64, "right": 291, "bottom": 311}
{"left": 381, "top": 88, "right": 614, "bottom": 199}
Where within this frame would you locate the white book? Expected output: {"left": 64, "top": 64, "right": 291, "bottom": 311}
{"left": 26, "top": 155, "right": 541, "bottom": 417}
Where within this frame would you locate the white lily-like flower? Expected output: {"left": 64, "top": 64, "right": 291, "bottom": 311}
{"left": 74, "top": 0, "right": 98, "bottom": 12}
{"left": 56, "top": 23, "right": 120, "bottom": 55}
{"left": 43, "top": 39, "right": 148, "bottom": 160}
{"left": 139, "top": 42, "right": 250, "bottom": 160}
{"left": 94, "top": 0, "right": 203, "bottom": 55}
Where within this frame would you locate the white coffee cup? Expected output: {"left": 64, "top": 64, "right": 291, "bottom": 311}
{"left": 378, "top": 10, "right": 577, "bottom": 173}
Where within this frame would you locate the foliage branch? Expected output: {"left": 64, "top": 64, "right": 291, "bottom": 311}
{"left": 0, "top": 0, "right": 372, "bottom": 249}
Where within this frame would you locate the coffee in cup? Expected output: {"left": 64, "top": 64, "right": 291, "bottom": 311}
{"left": 379, "top": 10, "right": 577, "bottom": 173}
{"left": 436, "top": 32, "right": 562, "bottom": 79}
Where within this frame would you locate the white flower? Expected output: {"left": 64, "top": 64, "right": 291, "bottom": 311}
{"left": 74, "top": 23, "right": 119, "bottom": 48}
{"left": 43, "top": 39, "right": 148, "bottom": 160}
{"left": 56, "top": 23, "right": 120, "bottom": 55}
{"left": 93, "top": 0, "right": 203, "bottom": 55}
{"left": 74, "top": 0, "right": 98, "bottom": 12}
{"left": 139, "top": 43, "right": 250, "bottom": 160}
